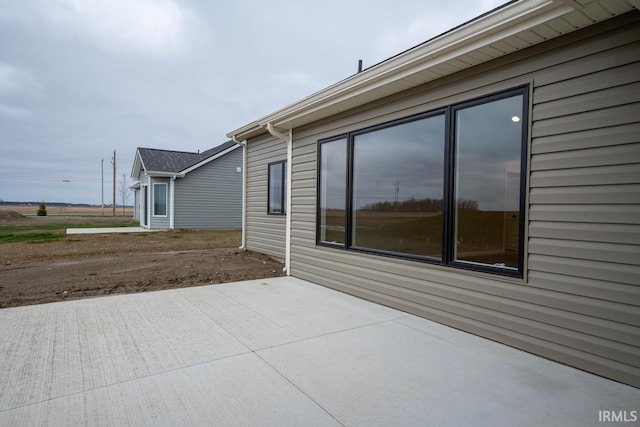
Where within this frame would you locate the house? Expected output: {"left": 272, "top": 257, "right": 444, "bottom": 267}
{"left": 227, "top": 0, "right": 640, "bottom": 388}
{"left": 130, "top": 141, "right": 242, "bottom": 229}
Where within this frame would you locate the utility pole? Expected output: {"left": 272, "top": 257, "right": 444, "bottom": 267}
{"left": 395, "top": 180, "right": 400, "bottom": 211}
{"left": 101, "top": 158, "right": 104, "bottom": 216}
{"left": 111, "top": 150, "right": 116, "bottom": 216}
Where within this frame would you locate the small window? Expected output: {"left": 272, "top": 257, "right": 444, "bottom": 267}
{"left": 452, "top": 92, "right": 525, "bottom": 270}
{"left": 268, "top": 161, "right": 286, "bottom": 215}
{"left": 153, "top": 183, "right": 167, "bottom": 216}
{"left": 318, "top": 137, "right": 347, "bottom": 246}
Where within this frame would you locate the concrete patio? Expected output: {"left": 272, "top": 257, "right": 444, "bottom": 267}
{"left": 0, "top": 277, "right": 637, "bottom": 426}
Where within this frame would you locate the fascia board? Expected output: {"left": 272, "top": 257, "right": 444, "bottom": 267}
{"left": 227, "top": 0, "right": 572, "bottom": 140}
{"left": 179, "top": 144, "right": 242, "bottom": 175}
{"left": 226, "top": 121, "right": 262, "bottom": 141}
{"left": 144, "top": 171, "right": 186, "bottom": 178}
{"left": 130, "top": 150, "right": 144, "bottom": 179}
{"left": 270, "top": 0, "right": 571, "bottom": 129}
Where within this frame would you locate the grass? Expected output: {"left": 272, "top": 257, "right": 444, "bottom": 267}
{"left": 3, "top": 204, "right": 133, "bottom": 217}
{"left": 0, "top": 232, "right": 62, "bottom": 244}
{"left": 0, "top": 221, "right": 136, "bottom": 244}
{"left": 354, "top": 213, "right": 443, "bottom": 257}
{"left": 322, "top": 208, "right": 520, "bottom": 267}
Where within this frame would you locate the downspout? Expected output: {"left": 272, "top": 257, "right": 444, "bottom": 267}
{"left": 266, "top": 122, "right": 288, "bottom": 142}
{"left": 285, "top": 129, "right": 292, "bottom": 277}
{"left": 169, "top": 175, "right": 176, "bottom": 229}
{"left": 266, "top": 122, "right": 292, "bottom": 276}
{"left": 232, "top": 136, "right": 247, "bottom": 251}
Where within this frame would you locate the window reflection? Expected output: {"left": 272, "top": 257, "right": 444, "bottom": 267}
{"left": 268, "top": 161, "right": 285, "bottom": 214}
{"left": 315, "top": 86, "right": 527, "bottom": 277}
{"left": 454, "top": 94, "right": 523, "bottom": 268}
{"left": 319, "top": 139, "right": 347, "bottom": 244}
{"left": 352, "top": 115, "right": 445, "bottom": 257}
{"left": 153, "top": 183, "right": 167, "bottom": 216}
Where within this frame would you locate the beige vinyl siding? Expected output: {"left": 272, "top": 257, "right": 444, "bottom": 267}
{"left": 246, "top": 133, "right": 287, "bottom": 259}
{"left": 287, "top": 13, "right": 640, "bottom": 387}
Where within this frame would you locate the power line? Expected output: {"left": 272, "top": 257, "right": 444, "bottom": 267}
{"left": 0, "top": 175, "right": 114, "bottom": 183}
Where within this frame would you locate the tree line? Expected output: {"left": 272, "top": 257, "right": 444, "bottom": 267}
{"left": 360, "top": 197, "right": 478, "bottom": 212}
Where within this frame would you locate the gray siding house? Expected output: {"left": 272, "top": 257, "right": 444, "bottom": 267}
{"left": 130, "top": 141, "right": 242, "bottom": 229}
{"left": 227, "top": 0, "right": 640, "bottom": 388}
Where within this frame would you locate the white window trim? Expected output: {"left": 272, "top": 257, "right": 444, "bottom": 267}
{"left": 152, "top": 182, "right": 168, "bottom": 217}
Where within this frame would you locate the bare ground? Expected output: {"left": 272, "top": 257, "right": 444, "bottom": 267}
{"left": 0, "top": 213, "right": 283, "bottom": 308}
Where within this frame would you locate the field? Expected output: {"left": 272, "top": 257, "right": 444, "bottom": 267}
{"left": 0, "top": 209, "right": 283, "bottom": 308}
{"left": 5, "top": 204, "right": 134, "bottom": 218}
{"left": 322, "top": 208, "right": 519, "bottom": 266}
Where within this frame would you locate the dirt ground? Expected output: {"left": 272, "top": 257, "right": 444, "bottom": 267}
{"left": 0, "top": 213, "right": 284, "bottom": 308}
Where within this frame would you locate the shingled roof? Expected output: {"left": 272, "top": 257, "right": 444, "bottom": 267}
{"left": 137, "top": 140, "right": 235, "bottom": 174}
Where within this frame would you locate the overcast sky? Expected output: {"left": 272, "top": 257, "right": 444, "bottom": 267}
{"left": 0, "top": 0, "right": 505, "bottom": 205}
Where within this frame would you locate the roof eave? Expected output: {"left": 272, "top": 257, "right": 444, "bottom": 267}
{"left": 227, "top": 0, "right": 628, "bottom": 141}
{"left": 142, "top": 171, "right": 186, "bottom": 178}
{"left": 179, "top": 143, "right": 242, "bottom": 175}
{"left": 130, "top": 149, "right": 145, "bottom": 179}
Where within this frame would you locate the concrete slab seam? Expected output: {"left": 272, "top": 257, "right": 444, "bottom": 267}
{"left": 0, "top": 349, "right": 256, "bottom": 415}
{"left": 253, "top": 351, "right": 346, "bottom": 427}
{"left": 172, "top": 289, "right": 254, "bottom": 350}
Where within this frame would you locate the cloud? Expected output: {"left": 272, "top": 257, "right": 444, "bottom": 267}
{"left": 46, "top": 0, "right": 193, "bottom": 56}
{"left": 0, "top": 0, "right": 514, "bottom": 204}
{"left": 270, "top": 70, "right": 328, "bottom": 103}
{"left": 0, "top": 65, "right": 37, "bottom": 118}
{"left": 273, "top": 70, "right": 323, "bottom": 90}
{"left": 377, "top": 17, "right": 447, "bottom": 59}
{"left": 374, "top": 0, "right": 506, "bottom": 60}
{"left": 0, "top": 104, "right": 29, "bottom": 118}
{"left": 0, "top": 64, "right": 40, "bottom": 95}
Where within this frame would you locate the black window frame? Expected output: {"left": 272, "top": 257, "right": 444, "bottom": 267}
{"left": 316, "top": 135, "right": 350, "bottom": 248}
{"left": 267, "top": 160, "right": 287, "bottom": 215}
{"left": 315, "top": 85, "right": 529, "bottom": 278}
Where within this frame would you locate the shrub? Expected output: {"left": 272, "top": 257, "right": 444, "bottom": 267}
{"left": 37, "top": 203, "right": 47, "bottom": 216}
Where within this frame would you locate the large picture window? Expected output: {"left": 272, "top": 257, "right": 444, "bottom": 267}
{"left": 153, "top": 183, "right": 167, "bottom": 216}
{"left": 268, "top": 160, "right": 286, "bottom": 215}
{"left": 352, "top": 113, "right": 445, "bottom": 258}
{"left": 316, "top": 86, "right": 528, "bottom": 277}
